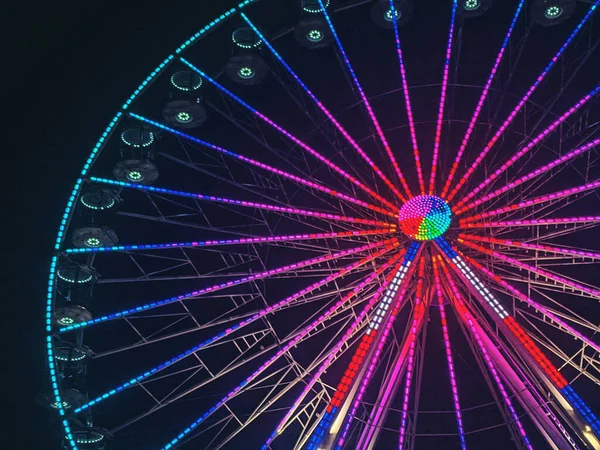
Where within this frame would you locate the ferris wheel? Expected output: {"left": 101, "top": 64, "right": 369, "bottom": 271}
{"left": 42, "top": 0, "right": 600, "bottom": 448}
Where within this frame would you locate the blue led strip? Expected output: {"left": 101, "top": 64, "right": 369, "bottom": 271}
{"left": 561, "top": 386, "right": 600, "bottom": 435}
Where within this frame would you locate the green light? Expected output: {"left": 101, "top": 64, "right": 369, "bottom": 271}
{"left": 238, "top": 67, "right": 255, "bottom": 79}
{"left": 307, "top": 29, "right": 324, "bottom": 42}
{"left": 170, "top": 71, "right": 203, "bottom": 91}
{"left": 232, "top": 28, "right": 261, "bottom": 49}
{"left": 384, "top": 8, "right": 400, "bottom": 22}
{"left": 463, "top": 0, "right": 480, "bottom": 11}
{"left": 303, "top": 0, "right": 330, "bottom": 13}
{"left": 176, "top": 111, "right": 192, "bottom": 123}
{"left": 85, "top": 237, "right": 101, "bottom": 247}
{"left": 51, "top": 400, "right": 70, "bottom": 409}
{"left": 58, "top": 317, "right": 75, "bottom": 325}
{"left": 545, "top": 5, "right": 562, "bottom": 19}
{"left": 127, "top": 171, "right": 143, "bottom": 182}
{"left": 398, "top": 195, "right": 452, "bottom": 241}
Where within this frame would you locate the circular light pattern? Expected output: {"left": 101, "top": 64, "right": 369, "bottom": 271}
{"left": 74, "top": 431, "right": 105, "bottom": 444}
{"left": 55, "top": 347, "right": 88, "bottom": 362}
{"left": 545, "top": 5, "right": 562, "bottom": 19}
{"left": 384, "top": 8, "right": 400, "bottom": 22}
{"left": 120, "top": 128, "right": 154, "bottom": 148}
{"left": 307, "top": 29, "right": 324, "bottom": 42}
{"left": 57, "top": 267, "right": 93, "bottom": 284}
{"left": 58, "top": 317, "right": 75, "bottom": 326}
{"left": 127, "top": 170, "right": 143, "bottom": 182}
{"left": 463, "top": 0, "right": 480, "bottom": 11}
{"left": 176, "top": 111, "right": 193, "bottom": 123}
{"left": 232, "top": 27, "right": 262, "bottom": 49}
{"left": 85, "top": 237, "right": 101, "bottom": 248}
{"left": 51, "top": 400, "right": 70, "bottom": 409}
{"left": 238, "top": 67, "right": 255, "bottom": 79}
{"left": 398, "top": 195, "right": 452, "bottom": 241}
{"left": 303, "top": 0, "right": 330, "bottom": 13}
{"left": 170, "top": 71, "right": 203, "bottom": 91}
{"left": 80, "top": 192, "right": 116, "bottom": 210}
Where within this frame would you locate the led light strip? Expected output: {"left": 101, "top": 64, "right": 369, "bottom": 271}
{"left": 455, "top": 85, "right": 600, "bottom": 210}
{"left": 241, "top": 12, "right": 407, "bottom": 203}
{"left": 305, "top": 242, "right": 421, "bottom": 450}
{"left": 441, "top": 0, "right": 525, "bottom": 198}
{"left": 59, "top": 239, "right": 397, "bottom": 332}
{"left": 446, "top": 0, "right": 600, "bottom": 203}
{"left": 90, "top": 176, "right": 396, "bottom": 226}
{"left": 179, "top": 59, "right": 399, "bottom": 213}
{"left": 433, "top": 258, "right": 466, "bottom": 450}
{"left": 64, "top": 229, "right": 392, "bottom": 254}
{"left": 316, "top": 0, "right": 412, "bottom": 198}
{"left": 429, "top": 0, "right": 458, "bottom": 195}
{"left": 73, "top": 244, "right": 399, "bottom": 415}
{"left": 262, "top": 256, "right": 404, "bottom": 448}
{"left": 159, "top": 256, "right": 395, "bottom": 450}
{"left": 389, "top": 0, "right": 424, "bottom": 194}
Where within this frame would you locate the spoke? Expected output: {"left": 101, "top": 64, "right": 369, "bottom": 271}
{"left": 158, "top": 251, "right": 396, "bottom": 450}
{"left": 460, "top": 179, "right": 600, "bottom": 221}
{"left": 73, "top": 244, "right": 398, "bottom": 415}
{"left": 59, "top": 238, "right": 398, "bottom": 333}
{"left": 428, "top": 0, "right": 458, "bottom": 195}
{"left": 178, "top": 58, "right": 399, "bottom": 213}
{"left": 454, "top": 138, "right": 600, "bottom": 215}
{"left": 305, "top": 242, "right": 422, "bottom": 450}
{"left": 459, "top": 234, "right": 600, "bottom": 262}
{"left": 445, "top": 1, "right": 600, "bottom": 202}
{"left": 389, "top": 0, "right": 424, "bottom": 195}
{"left": 455, "top": 85, "right": 600, "bottom": 209}
{"left": 316, "top": 0, "right": 412, "bottom": 198}
{"left": 457, "top": 237, "right": 600, "bottom": 299}
{"left": 262, "top": 255, "right": 404, "bottom": 448}
{"left": 463, "top": 254, "right": 600, "bottom": 356}
{"left": 64, "top": 229, "right": 392, "bottom": 254}
{"left": 90, "top": 176, "right": 397, "bottom": 226}
{"left": 240, "top": 13, "right": 407, "bottom": 203}
{"left": 441, "top": 0, "right": 526, "bottom": 198}
{"left": 461, "top": 216, "right": 600, "bottom": 228}
{"left": 432, "top": 257, "right": 467, "bottom": 450}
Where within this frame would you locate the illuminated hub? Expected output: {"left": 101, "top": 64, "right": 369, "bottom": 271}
{"left": 238, "top": 67, "right": 255, "bottom": 79}
{"left": 463, "top": 0, "right": 480, "bottom": 10}
{"left": 175, "top": 111, "right": 192, "bottom": 123}
{"left": 384, "top": 8, "right": 400, "bottom": 22}
{"left": 85, "top": 237, "right": 101, "bottom": 247}
{"left": 398, "top": 195, "right": 451, "bottom": 241}
{"left": 544, "top": 5, "right": 562, "bottom": 18}
{"left": 127, "top": 170, "right": 143, "bottom": 182}
{"left": 307, "top": 29, "right": 324, "bottom": 42}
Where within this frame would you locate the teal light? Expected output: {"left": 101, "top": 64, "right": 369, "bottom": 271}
{"left": 85, "top": 237, "right": 101, "bottom": 247}
{"left": 545, "top": 5, "right": 562, "bottom": 19}
{"left": 176, "top": 111, "right": 192, "bottom": 123}
{"left": 384, "top": 8, "right": 400, "bottom": 22}
{"left": 303, "top": 0, "right": 330, "bottom": 13}
{"left": 127, "top": 171, "right": 143, "bottom": 182}
{"left": 170, "top": 71, "right": 203, "bottom": 91}
{"left": 238, "top": 66, "right": 255, "bottom": 79}
{"left": 463, "top": 0, "right": 480, "bottom": 11}
{"left": 58, "top": 317, "right": 75, "bottom": 326}
{"left": 307, "top": 29, "right": 324, "bottom": 42}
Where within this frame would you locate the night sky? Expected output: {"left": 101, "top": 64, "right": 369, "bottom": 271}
{"left": 5, "top": 0, "right": 599, "bottom": 449}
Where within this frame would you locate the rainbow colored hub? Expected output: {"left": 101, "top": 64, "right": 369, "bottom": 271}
{"left": 399, "top": 195, "right": 451, "bottom": 240}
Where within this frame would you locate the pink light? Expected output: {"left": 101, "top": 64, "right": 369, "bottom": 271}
{"left": 390, "top": 1, "right": 424, "bottom": 194}
{"left": 453, "top": 139, "right": 600, "bottom": 215}
{"left": 460, "top": 216, "right": 600, "bottom": 228}
{"left": 457, "top": 238, "right": 600, "bottom": 298}
{"left": 264, "top": 255, "right": 404, "bottom": 446}
{"left": 433, "top": 258, "right": 466, "bottom": 449}
{"left": 463, "top": 254, "right": 600, "bottom": 356}
{"left": 429, "top": 0, "right": 458, "bottom": 195}
{"left": 454, "top": 87, "right": 600, "bottom": 209}
{"left": 441, "top": 0, "right": 525, "bottom": 199}
{"left": 445, "top": 9, "right": 599, "bottom": 204}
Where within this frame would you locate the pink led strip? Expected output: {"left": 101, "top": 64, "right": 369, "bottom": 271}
{"left": 429, "top": 0, "right": 458, "bottom": 195}
{"left": 264, "top": 256, "right": 403, "bottom": 446}
{"left": 390, "top": 0, "right": 424, "bottom": 194}
{"left": 441, "top": 0, "right": 525, "bottom": 198}
{"left": 180, "top": 60, "right": 399, "bottom": 213}
{"left": 459, "top": 234, "right": 600, "bottom": 261}
{"left": 241, "top": 13, "right": 407, "bottom": 203}
{"left": 433, "top": 257, "right": 466, "bottom": 450}
{"left": 161, "top": 247, "right": 398, "bottom": 450}
{"left": 460, "top": 179, "right": 600, "bottom": 221}
{"left": 457, "top": 238, "right": 600, "bottom": 298}
{"left": 336, "top": 257, "right": 423, "bottom": 449}
{"left": 454, "top": 87, "right": 600, "bottom": 209}
{"left": 131, "top": 113, "right": 396, "bottom": 217}
{"left": 463, "top": 255, "right": 600, "bottom": 355}
{"left": 461, "top": 216, "right": 600, "bottom": 228}
{"left": 445, "top": 1, "right": 599, "bottom": 203}
{"left": 399, "top": 258, "right": 426, "bottom": 449}
{"left": 443, "top": 268, "right": 532, "bottom": 449}
{"left": 453, "top": 139, "right": 600, "bottom": 215}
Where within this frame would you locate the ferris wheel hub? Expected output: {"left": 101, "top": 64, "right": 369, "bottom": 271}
{"left": 398, "top": 195, "right": 451, "bottom": 241}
